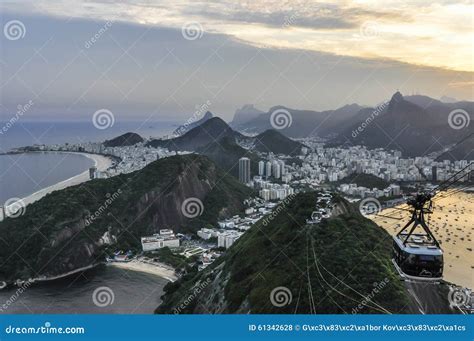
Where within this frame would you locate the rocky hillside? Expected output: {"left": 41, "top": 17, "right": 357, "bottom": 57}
{"left": 0, "top": 155, "right": 252, "bottom": 283}
{"left": 156, "top": 192, "right": 411, "bottom": 314}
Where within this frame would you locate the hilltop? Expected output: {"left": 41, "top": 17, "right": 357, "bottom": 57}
{"left": 252, "top": 129, "right": 305, "bottom": 156}
{"left": 0, "top": 155, "right": 252, "bottom": 283}
{"left": 173, "top": 111, "right": 213, "bottom": 136}
{"left": 156, "top": 192, "right": 411, "bottom": 314}
{"left": 103, "top": 132, "right": 143, "bottom": 147}
{"left": 147, "top": 117, "right": 242, "bottom": 151}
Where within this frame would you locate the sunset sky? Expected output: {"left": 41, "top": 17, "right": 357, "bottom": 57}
{"left": 1, "top": 0, "right": 473, "bottom": 121}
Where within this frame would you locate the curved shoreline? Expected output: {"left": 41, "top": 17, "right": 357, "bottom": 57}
{"left": 1, "top": 151, "right": 113, "bottom": 220}
{"left": 108, "top": 260, "right": 177, "bottom": 282}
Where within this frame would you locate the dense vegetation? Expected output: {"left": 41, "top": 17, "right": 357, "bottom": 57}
{"left": 0, "top": 155, "right": 252, "bottom": 282}
{"left": 197, "top": 136, "right": 261, "bottom": 179}
{"left": 337, "top": 173, "right": 390, "bottom": 190}
{"left": 253, "top": 129, "right": 305, "bottom": 156}
{"left": 103, "top": 132, "right": 144, "bottom": 147}
{"left": 157, "top": 192, "right": 410, "bottom": 314}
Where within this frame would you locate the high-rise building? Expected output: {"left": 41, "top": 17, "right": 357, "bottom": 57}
{"left": 432, "top": 166, "right": 437, "bottom": 182}
{"left": 239, "top": 157, "right": 251, "bottom": 184}
{"left": 272, "top": 161, "right": 281, "bottom": 179}
{"left": 89, "top": 167, "right": 97, "bottom": 179}
{"left": 280, "top": 160, "right": 286, "bottom": 175}
{"left": 265, "top": 161, "right": 272, "bottom": 178}
{"left": 258, "top": 161, "right": 265, "bottom": 176}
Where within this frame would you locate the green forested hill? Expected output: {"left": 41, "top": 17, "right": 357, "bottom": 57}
{"left": 0, "top": 154, "right": 252, "bottom": 282}
{"left": 156, "top": 192, "right": 410, "bottom": 314}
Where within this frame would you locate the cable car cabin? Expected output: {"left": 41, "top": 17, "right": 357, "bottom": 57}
{"left": 392, "top": 234, "right": 443, "bottom": 281}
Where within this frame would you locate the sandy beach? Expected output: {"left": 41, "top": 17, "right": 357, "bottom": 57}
{"left": 369, "top": 190, "right": 474, "bottom": 290}
{"left": 1, "top": 152, "right": 113, "bottom": 220}
{"left": 108, "top": 259, "right": 177, "bottom": 282}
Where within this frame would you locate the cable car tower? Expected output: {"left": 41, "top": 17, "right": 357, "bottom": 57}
{"left": 391, "top": 162, "right": 472, "bottom": 282}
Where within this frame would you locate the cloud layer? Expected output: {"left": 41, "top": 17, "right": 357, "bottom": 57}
{"left": 3, "top": 0, "right": 473, "bottom": 72}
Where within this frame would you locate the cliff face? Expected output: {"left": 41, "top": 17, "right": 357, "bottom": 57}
{"left": 0, "top": 155, "right": 252, "bottom": 282}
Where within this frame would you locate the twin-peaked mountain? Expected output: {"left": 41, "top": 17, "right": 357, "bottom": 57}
{"left": 147, "top": 117, "right": 305, "bottom": 177}
{"left": 148, "top": 117, "right": 304, "bottom": 154}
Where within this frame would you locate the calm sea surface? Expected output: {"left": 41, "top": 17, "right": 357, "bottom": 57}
{"left": 0, "top": 121, "right": 176, "bottom": 312}
{"left": 0, "top": 266, "right": 168, "bottom": 314}
{"left": 0, "top": 120, "right": 177, "bottom": 202}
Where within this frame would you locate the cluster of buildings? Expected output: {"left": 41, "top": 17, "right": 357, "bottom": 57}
{"left": 238, "top": 157, "right": 296, "bottom": 201}
{"left": 257, "top": 159, "right": 288, "bottom": 180}
{"left": 338, "top": 183, "right": 401, "bottom": 199}
{"left": 39, "top": 141, "right": 185, "bottom": 177}
{"left": 140, "top": 229, "right": 180, "bottom": 252}
{"left": 196, "top": 197, "right": 276, "bottom": 249}
{"left": 284, "top": 142, "right": 472, "bottom": 188}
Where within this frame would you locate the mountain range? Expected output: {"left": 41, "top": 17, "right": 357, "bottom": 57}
{"left": 336, "top": 92, "right": 473, "bottom": 157}
{"left": 147, "top": 117, "right": 305, "bottom": 176}
{"left": 234, "top": 93, "right": 472, "bottom": 158}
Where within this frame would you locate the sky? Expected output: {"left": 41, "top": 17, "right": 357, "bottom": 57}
{"left": 0, "top": 0, "right": 473, "bottom": 122}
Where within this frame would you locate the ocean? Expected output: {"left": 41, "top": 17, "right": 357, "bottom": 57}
{"left": 0, "top": 120, "right": 177, "bottom": 202}
{"left": 0, "top": 266, "right": 168, "bottom": 314}
{"left": 0, "top": 120, "right": 177, "bottom": 313}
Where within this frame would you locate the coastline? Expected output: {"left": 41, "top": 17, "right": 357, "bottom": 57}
{"left": 108, "top": 259, "right": 177, "bottom": 282}
{"left": 2, "top": 151, "right": 113, "bottom": 216}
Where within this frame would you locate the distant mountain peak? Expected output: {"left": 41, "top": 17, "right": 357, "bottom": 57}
{"left": 173, "top": 111, "right": 213, "bottom": 136}
{"left": 391, "top": 91, "right": 404, "bottom": 103}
